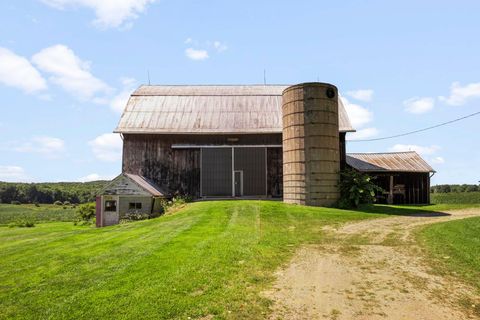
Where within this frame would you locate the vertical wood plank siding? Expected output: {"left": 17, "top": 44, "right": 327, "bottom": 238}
{"left": 122, "top": 134, "right": 283, "bottom": 198}
{"left": 267, "top": 148, "right": 283, "bottom": 197}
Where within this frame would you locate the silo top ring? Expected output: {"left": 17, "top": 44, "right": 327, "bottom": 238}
{"left": 282, "top": 82, "right": 338, "bottom": 96}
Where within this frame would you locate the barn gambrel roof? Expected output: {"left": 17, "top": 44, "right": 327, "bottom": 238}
{"left": 114, "top": 85, "right": 355, "bottom": 134}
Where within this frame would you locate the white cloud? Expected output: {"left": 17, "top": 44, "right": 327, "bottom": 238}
{"left": 77, "top": 173, "right": 116, "bottom": 182}
{"left": 430, "top": 156, "right": 445, "bottom": 164}
{"left": 347, "top": 127, "right": 379, "bottom": 140}
{"left": 0, "top": 166, "right": 30, "bottom": 182}
{"left": 0, "top": 47, "right": 47, "bottom": 93}
{"left": 110, "top": 77, "right": 137, "bottom": 113}
{"left": 341, "top": 97, "right": 373, "bottom": 128}
{"left": 89, "top": 133, "right": 122, "bottom": 162}
{"left": 185, "top": 48, "right": 209, "bottom": 61}
{"left": 346, "top": 89, "right": 374, "bottom": 102}
{"left": 403, "top": 97, "right": 435, "bottom": 114}
{"left": 213, "top": 41, "right": 228, "bottom": 52}
{"left": 32, "top": 44, "right": 111, "bottom": 101}
{"left": 184, "top": 37, "right": 193, "bottom": 44}
{"left": 439, "top": 81, "right": 480, "bottom": 106}
{"left": 40, "top": 0, "right": 156, "bottom": 29}
{"left": 14, "top": 136, "right": 65, "bottom": 157}
{"left": 388, "top": 144, "right": 440, "bottom": 156}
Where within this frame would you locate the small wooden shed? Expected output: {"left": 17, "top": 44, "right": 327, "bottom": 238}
{"left": 96, "top": 173, "right": 166, "bottom": 227}
{"left": 346, "top": 151, "right": 435, "bottom": 205}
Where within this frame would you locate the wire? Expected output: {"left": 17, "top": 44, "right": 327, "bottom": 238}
{"left": 347, "top": 110, "right": 480, "bottom": 142}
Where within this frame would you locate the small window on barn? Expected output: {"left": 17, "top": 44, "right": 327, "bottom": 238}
{"left": 105, "top": 200, "right": 117, "bottom": 212}
{"left": 129, "top": 202, "right": 142, "bottom": 210}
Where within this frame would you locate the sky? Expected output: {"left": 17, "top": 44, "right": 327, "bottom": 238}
{"left": 0, "top": 0, "right": 479, "bottom": 185}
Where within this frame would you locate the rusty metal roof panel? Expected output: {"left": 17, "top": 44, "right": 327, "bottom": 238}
{"left": 124, "top": 173, "right": 167, "bottom": 197}
{"left": 346, "top": 152, "right": 435, "bottom": 173}
{"left": 115, "top": 85, "right": 355, "bottom": 134}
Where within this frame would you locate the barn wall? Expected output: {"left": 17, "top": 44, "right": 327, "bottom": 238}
{"left": 122, "top": 134, "right": 282, "bottom": 198}
{"left": 339, "top": 132, "right": 346, "bottom": 170}
{"left": 267, "top": 147, "right": 283, "bottom": 197}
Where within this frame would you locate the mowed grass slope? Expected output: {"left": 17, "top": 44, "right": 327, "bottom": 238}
{"left": 418, "top": 216, "right": 480, "bottom": 292}
{"left": 1, "top": 200, "right": 384, "bottom": 320}
{"left": 0, "top": 204, "right": 76, "bottom": 225}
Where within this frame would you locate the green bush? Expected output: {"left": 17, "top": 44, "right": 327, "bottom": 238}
{"left": 9, "top": 218, "right": 35, "bottom": 228}
{"left": 338, "top": 169, "right": 383, "bottom": 208}
{"left": 76, "top": 203, "right": 96, "bottom": 222}
{"left": 122, "top": 211, "right": 150, "bottom": 222}
{"left": 11, "top": 201, "right": 21, "bottom": 205}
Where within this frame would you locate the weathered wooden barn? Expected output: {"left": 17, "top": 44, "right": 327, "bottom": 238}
{"left": 96, "top": 82, "right": 434, "bottom": 226}
{"left": 114, "top": 83, "right": 354, "bottom": 200}
{"left": 346, "top": 152, "right": 435, "bottom": 204}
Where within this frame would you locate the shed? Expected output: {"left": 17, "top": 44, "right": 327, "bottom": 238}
{"left": 346, "top": 151, "right": 435, "bottom": 204}
{"left": 95, "top": 173, "right": 166, "bottom": 227}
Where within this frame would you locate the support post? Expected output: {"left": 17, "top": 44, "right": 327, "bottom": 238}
{"left": 387, "top": 175, "right": 394, "bottom": 204}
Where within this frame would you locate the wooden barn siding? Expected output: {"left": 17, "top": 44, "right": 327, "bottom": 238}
{"left": 339, "top": 132, "right": 346, "bottom": 170}
{"left": 267, "top": 147, "right": 283, "bottom": 197}
{"left": 122, "top": 134, "right": 282, "bottom": 198}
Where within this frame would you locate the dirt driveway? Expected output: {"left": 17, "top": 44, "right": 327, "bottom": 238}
{"left": 265, "top": 208, "right": 480, "bottom": 320}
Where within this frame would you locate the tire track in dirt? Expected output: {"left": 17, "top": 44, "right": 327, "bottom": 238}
{"left": 264, "top": 209, "right": 480, "bottom": 320}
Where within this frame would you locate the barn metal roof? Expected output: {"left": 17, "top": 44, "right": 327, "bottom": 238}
{"left": 346, "top": 152, "right": 435, "bottom": 173}
{"left": 114, "top": 85, "right": 355, "bottom": 134}
{"left": 124, "top": 173, "right": 167, "bottom": 197}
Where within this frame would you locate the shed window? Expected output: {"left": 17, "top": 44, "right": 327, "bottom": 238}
{"left": 105, "top": 200, "right": 117, "bottom": 212}
{"left": 129, "top": 202, "right": 142, "bottom": 210}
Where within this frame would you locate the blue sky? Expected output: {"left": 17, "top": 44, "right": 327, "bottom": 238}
{"left": 0, "top": 0, "right": 479, "bottom": 184}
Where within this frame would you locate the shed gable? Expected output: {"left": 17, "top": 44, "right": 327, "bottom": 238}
{"left": 101, "top": 174, "right": 166, "bottom": 196}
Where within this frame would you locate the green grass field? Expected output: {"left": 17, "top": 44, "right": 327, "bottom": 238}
{"left": 0, "top": 204, "right": 76, "bottom": 225}
{"left": 0, "top": 200, "right": 396, "bottom": 320}
{"left": 418, "top": 216, "right": 480, "bottom": 292}
{"left": 0, "top": 200, "right": 477, "bottom": 319}
{"left": 431, "top": 191, "right": 480, "bottom": 204}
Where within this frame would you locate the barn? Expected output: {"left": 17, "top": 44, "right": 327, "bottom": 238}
{"left": 96, "top": 82, "right": 434, "bottom": 226}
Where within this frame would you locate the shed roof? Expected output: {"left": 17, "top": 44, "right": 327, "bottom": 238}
{"left": 114, "top": 85, "right": 355, "bottom": 134}
{"left": 124, "top": 173, "right": 166, "bottom": 196}
{"left": 346, "top": 152, "right": 435, "bottom": 173}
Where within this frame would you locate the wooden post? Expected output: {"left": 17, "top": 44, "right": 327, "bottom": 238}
{"left": 95, "top": 196, "right": 102, "bottom": 227}
{"left": 387, "top": 175, "right": 394, "bottom": 204}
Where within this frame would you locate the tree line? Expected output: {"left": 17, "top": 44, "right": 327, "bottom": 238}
{"left": 0, "top": 181, "right": 108, "bottom": 204}
{"left": 431, "top": 184, "right": 479, "bottom": 193}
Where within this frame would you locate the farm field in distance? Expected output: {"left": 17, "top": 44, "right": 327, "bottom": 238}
{"left": 0, "top": 200, "right": 479, "bottom": 319}
{"left": 430, "top": 191, "right": 480, "bottom": 204}
{"left": 0, "top": 204, "right": 77, "bottom": 225}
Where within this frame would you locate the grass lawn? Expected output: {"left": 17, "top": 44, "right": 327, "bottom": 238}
{"left": 0, "top": 204, "right": 76, "bottom": 225}
{"left": 418, "top": 216, "right": 480, "bottom": 293}
{"left": 0, "top": 200, "right": 474, "bottom": 319}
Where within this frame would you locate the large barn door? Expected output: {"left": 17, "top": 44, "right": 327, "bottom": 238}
{"left": 201, "top": 148, "right": 232, "bottom": 197}
{"left": 234, "top": 147, "right": 266, "bottom": 196}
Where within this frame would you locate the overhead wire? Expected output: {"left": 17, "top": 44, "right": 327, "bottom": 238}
{"left": 347, "top": 110, "right": 480, "bottom": 142}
